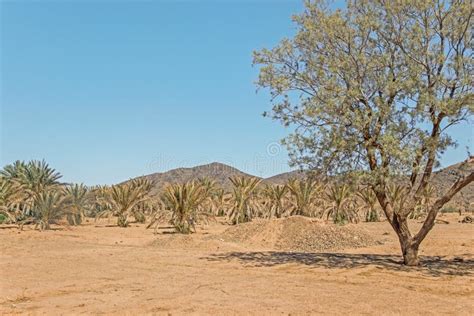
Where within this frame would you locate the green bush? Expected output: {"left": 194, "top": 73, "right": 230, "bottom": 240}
{"left": 441, "top": 205, "right": 457, "bottom": 213}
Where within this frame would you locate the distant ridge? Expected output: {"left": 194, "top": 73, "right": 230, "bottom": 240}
{"left": 263, "top": 170, "right": 307, "bottom": 184}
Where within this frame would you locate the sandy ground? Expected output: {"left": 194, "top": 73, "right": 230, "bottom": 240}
{"left": 1, "top": 214, "right": 473, "bottom": 315}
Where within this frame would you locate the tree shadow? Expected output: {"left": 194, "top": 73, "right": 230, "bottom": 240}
{"left": 0, "top": 224, "right": 65, "bottom": 231}
{"left": 204, "top": 251, "right": 474, "bottom": 277}
{"left": 0, "top": 225, "right": 20, "bottom": 230}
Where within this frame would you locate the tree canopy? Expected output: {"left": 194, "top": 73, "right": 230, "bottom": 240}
{"left": 254, "top": 0, "right": 473, "bottom": 265}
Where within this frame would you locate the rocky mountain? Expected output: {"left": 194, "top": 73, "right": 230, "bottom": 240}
{"left": 128, "top": 162, "right": 257, "bottom": 195}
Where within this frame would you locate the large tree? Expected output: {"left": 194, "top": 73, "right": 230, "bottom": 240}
{"left": 254, "top": 0, "right": 473, "bottom": 265}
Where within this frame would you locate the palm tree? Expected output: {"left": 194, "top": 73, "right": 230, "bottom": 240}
{"left": 0, "top": 177, "right": 24, "bottom": 223}
{"left": 227, "top": 176, "right": 261, "bottom": 224}
{"left": 387, "top": 183, "right": 409, "bottom": 214}
{"left": 357, "top": 187, "right": 379, "bottom": 222}
{"left": 286, "top": 179, "right": 320, "bottom": 217}
{"left": 15, "top": 160, "right": 62, "bottom": 195}
{"left": 0, "top": 160, "right": 63, "bottom": 226}
{"left": 150, "top": 181, "right": 211, "bottom": 233}
{"left": 128, "top": 178, "right": 155, "bottom": 223}
{"left": 211, "top": 188, "right": 230, "bottom": 216}
{"left": 64, "top": 184, "right": 92, "bottom": 225}
{"left": 89, "top": 185, "right": 111, "bottom": 217}
{"left": 262, "top": 184, "right": 288, "bottom": 218}
{"left": 0, "top": 160, "right": 28, "bottom": 180}
{"left": 96, "top": 179, "right": 153, "bottom": 227}
{"left": 197, "top": 178, "right": 219, "bottom": 215}
{"left": 198, "top": 178, "right": 218, "bottom": 196}
{"left": 25, "top": 190, "right": 66, "bottom": 230}
{"left": 325, "top": 184, "right": 357, "bottom": 224}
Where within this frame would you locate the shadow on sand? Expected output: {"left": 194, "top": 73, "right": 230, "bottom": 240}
{"left": 204, "top": 251, "right": 473, "bottom": 277}
{"left": 0, "top": 224, "right": 65, "bottom": 231}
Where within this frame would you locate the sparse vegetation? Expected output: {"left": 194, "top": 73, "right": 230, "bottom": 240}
{"left": 2, "top": 1, "right": 473, "bottom": 314}
{"left": 0, "top": 1, "right": 471, "bottom": 271}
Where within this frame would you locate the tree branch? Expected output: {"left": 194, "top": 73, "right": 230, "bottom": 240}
{"left": 414, "top": 161, "right": 474, "bottom": 244}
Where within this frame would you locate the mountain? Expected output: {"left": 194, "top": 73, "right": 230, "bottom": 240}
{"left": 128, "top": 162, "right": 258, "bottom": 195}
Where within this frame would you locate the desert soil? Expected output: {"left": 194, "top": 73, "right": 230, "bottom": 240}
{"left": 1, "top": 214, "right": 473, "bottom": 315}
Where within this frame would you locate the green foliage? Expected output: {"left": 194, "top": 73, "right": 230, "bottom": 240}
{"left": 29, "top": 190, "right": 66, "bottom": 230}
{"left": 254, "top": 1, "right": 472, "bottom": 179}
{"left": 211, "top": 188, "right": 230, "bottom": 217}
{"left": 286, "top": 179, "right": 320, "bottom": 217}
{"left": 1, "top": 160, "right": 62, "bottom": 217}
{"left": 357, "top": 188, "right": 379, "bottom": 222}
{"left": 0, "top": 176, "right": 24, "bottom": 223}
{"left": 262, "top": 184, "right": 288, "bottom": 218}
{"left": 227, "top": 176, "right": 261, "bottom": 224}
{"left": 325, "top": 184, "right": 358, "bottom": 224}
{"left": 3, "top": 160, "right": 61, "bottom": 195}
{"left": 64, "top": 183, "right": 91, "bottom": 225}
{"left": 198, "top": 177, "right": 218, "bottom": 197}
{"left": 440, "top": 205, "right": 457, "bottom": 213}
{"left": 386, "top": 184, "right": 409, "bottom": 214}
{"left": 96, "top": 179, "right": 153, "bottom": 227}
{"left": 89, "top": 185, "right": 112, "bottom": 217}
{"left": 254, "top": 0, "right": 473, "bottom": 263}
{"left": 150, "top": 181, "right": 212, "bottom": 234}
{"left": 197, "top": 177, "right": 222, "bottom": 216}
{"left": 0, "top": 160, "right": 64, "bottom": 230}
{"left": 409, "top": 184, "right": 437, "bottom": 219}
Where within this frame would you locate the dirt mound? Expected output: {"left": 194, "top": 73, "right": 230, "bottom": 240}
{"left": 218, "top": 216, "right": 380, "bottom": 252}
{"left": 150, "top": 232, "right": 242, "bottom": 251}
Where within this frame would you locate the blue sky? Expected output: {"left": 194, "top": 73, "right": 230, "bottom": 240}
{"left": 1, "top": 1, "right": 472, "bottom": 185}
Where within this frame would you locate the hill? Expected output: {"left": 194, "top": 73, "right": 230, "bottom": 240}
{"left": 263, "top": 170, "right": 307, "bottom": 184}
{"left": 432, "top": 157, "right": 474, "bottom": 209}
{"left": 129, "top": 162, "right": 258, "bottom": 195}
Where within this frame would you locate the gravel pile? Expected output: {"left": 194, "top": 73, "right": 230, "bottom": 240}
{"left": 151, "top": 234, "right": 196, "bottom": 248}
{"left": 218, "top": 216, "right": 380, "bottom": 252}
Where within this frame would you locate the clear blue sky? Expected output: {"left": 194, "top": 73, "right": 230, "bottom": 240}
{"left": 1, "top": 1, "right": 472, "bottom": 185}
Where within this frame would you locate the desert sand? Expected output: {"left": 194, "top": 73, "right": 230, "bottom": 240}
{"left": 1, "top": 214, "right": 473, "bottom": 315}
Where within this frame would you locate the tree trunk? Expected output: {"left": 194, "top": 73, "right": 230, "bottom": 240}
{"left": 402, "top": 241, "right": 420, "bottom": 266}
{"left": 117, "top": 214, "right": 128, "bottom": 227}
{"left": 373, "top": 168, "right": 473, "bottom": 266}
{"left": 392, "top": 215, "right": 421, "bottom": 266}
